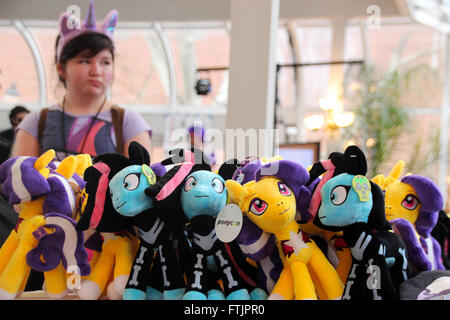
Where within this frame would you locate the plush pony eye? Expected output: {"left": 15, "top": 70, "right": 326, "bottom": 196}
{"left": 211, "top": 178, "right": 224, "bottom": 194}
{"left": 278, "top": 182, "right": 291, "bottom": 196}
{"left": 249, "top": 198, "right": 268, "bottom": 216}
{"left": 184, "top": 176, "right": 197, "bottom": 192}
{"left": 330, "top": 185, "right": 350, "bottom": 206}
{"left": 401, "top": 194, "right": 420, "bottom": 210}
{"left": 123, "top": 173, "right": 140, "bottom": 191}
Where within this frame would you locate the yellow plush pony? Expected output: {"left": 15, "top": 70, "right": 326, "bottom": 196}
{"left": 372, "top": 160, "right": 445, "bottom": 271}
{"left": 0, "top": 150, "right": 88, "bottom": 299}
{"left": 226, "top": 160, "right": 343, "bottom": 300}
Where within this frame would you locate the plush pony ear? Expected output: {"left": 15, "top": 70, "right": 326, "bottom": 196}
{"left": 367, "top": 181, "right": 387, "bottom": 231}
{"left": 162, "top": 147, "right": 211, "bottom": 170}
{"left": 306, "top": 161, "right": 327, "bottom": 186}
{"left": 128, "top": 141, "right": 150, "bottom": 165}
{"left": 34, "top": 149, "right": 55, "bottom": 179}
{"left": 389, "top": 160, "right": 405, "bottom": 180}
{"left": 74, "top": 154, "right": 92, "bottom": 177}
{"left": 371, "top": 174, "right": 385, "bottom": 189}
{"left": 218, "top": 158, "right": 240, "bottom": 181}
{"left": 343, "top": 145, "right": 367, "bottom": 176}
{"left": 55, "top": 155, "right": 77, "bottom": 180}
{"left": 225, "top": 180, "right": 249, "bottom": 209}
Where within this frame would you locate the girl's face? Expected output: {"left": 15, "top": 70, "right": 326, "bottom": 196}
{"left": 59, "top": 49, "right": 114, "bottom": 97}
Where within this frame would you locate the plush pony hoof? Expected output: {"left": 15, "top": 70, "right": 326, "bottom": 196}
{"left": 123, "top": 288, "right": 146, "bottom": 300}
{"left": 146, "top": 286, "right": 163, "bottom": 300}
{"left": 78, "top": 280, "right": 101, "bottom": 300}
{"left": 268, "top": 293, "right": 286, "bottom": 300}
{"left": 207, "top": 289, "right": 225, "bottom": 300}
{"left": 0, "top": 288, "right": 16, "bottom": 300}
{"left": 227, "top": 288, "right": 250, "bottom": 300}
{"left": 109, "top": 275, "right": 128, "bottom": 299}
{"left": 250, "top": 288, "right": 267, "bottom": 300}
{"left": 106, "top": 282, "right": 122, "bottom": 300}
{"left": 45, "top": 289, "right": 68, "bottom": 299}
{"left": 183, "top": 290, "right": 207, "bottom": 300}
{"left": 164, "top": 288, "right": 185, "bottom": 300}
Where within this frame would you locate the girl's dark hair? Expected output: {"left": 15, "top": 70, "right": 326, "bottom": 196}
{"left": 55, "top": 32, "right": 115, "bottom": 86}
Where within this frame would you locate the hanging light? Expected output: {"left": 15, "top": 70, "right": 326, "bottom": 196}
{"left": 303, "top": 114, "right": 325, "bottom": 131}
{"left": 334, "top": 111, "right": 355, "bottom": 128}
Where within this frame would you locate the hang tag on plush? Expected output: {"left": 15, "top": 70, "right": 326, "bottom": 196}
{"left": 142, "top": 164, "right": 156, "bottom": 185}
{"left": 215, "top": 204, "right": 243, "bottom": 243}
{"left": 352, "top": 175, "right": 371, "bottom": 202}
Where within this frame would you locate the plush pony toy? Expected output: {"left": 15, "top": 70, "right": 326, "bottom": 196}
{"left": 226, "top": 160, "right": 344, "bottom": 300}
{"left": 301, "top": 146, "right": 375, "bottom": 284}
{"left": 0, "top": 150, "right": 89, "bottom": 299}
{"left": 108, "top": 142, "right": 186, "bottom": 300}
{"left": 145, "top": 149, "right": 252, "bottom": 300}
{"left": 431, "top": 210, "right": 450, "bottom": 269}
{"left": 316, "top": 157, "right": 411, "bottom": 300}
{"left": 215, "top": 158, "right": 269, "bottom": 300}
{"left": 230, "top": 157, "right": 283, "bottom": 296}
{"left": 76, "top": 151, "right": 142, "bottom": 300}
{"left": 372, "top": 160, "right": 445, "bottom": 273}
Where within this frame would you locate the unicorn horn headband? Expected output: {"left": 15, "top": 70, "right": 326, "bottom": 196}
{"left": 56, "top": 0, "right": 118, "bottom": 63}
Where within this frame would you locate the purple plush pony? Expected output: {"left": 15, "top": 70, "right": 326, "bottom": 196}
{"left": 0, "top": 154, "right": 90, "bottom": 299}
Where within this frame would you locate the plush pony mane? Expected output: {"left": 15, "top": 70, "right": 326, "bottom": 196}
{"left": 254, "top": 160, "right": 311, "bottom": 221}
{"left": 372, "top": 160, "right": 443, "bottom": 238}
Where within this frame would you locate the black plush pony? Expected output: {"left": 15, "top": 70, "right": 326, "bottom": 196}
{"left": 311, "top": 145, "right": 411, "bottom": 300}
{"left": 145, "top": 149, "right": 253, "bottom": 300}
{"left": 76, "top": 142, "right": 182, "bottom": 300}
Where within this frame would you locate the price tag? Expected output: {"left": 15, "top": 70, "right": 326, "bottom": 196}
{"left": 215, "top": 204, "right": 243, "bottom": 243}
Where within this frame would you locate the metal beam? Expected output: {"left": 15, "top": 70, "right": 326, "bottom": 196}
{"left": 13, "top": 19, "right": 47, "bottom": 106}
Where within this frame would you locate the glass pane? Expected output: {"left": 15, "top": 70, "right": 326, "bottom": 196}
{"left": 296, "top": 23, "right": 332, "bottom": 109}
{"left": 30, "top": 26, "right": 171, "bottom": 106}
{"left": 344, "top": 23, "right": 364, "bottom": 61}
{"left": 0, "top": 25, "right": 39, "bottom": 104}
{"left": 27, "top": 26, "right": 60, "bottom": 105}
{"left": 112, "top": 28, "right": 170, "bottom": 105}
{"left": 276, "top": 27, "right": 296, "bottom": 108}
{"left": 367, "top": 20, "right": 442, "bottom": 109}
{"left": 166, "top": 27, "right": 230, "bottom": 107}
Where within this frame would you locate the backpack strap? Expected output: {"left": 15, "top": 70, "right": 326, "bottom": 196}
{"left": 38, "top": 107, "right": 49, "bottom": 145}
{"left": 110, "top": 105, "right": 125, "bottom": 154}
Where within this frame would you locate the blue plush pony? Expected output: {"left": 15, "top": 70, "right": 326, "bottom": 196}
{"left": 181, "top": 170, "right": 250, "bottom": 300}
{"left": 108, "top": 143, "right": 185, "bottom": 300}
{"left": 317, "top": 172, "right": 410, "bottom": 300}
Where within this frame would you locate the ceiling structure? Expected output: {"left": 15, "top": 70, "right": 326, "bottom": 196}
{"left": 0, "top": 0, "right": 411, "bottom": 22}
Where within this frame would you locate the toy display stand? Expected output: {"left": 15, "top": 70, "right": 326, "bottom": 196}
{"left": 17, "top": 290, "right": 80, "bottom": 300}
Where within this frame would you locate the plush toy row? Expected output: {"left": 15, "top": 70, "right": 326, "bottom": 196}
{"left": 0, "top": 143, "right": 448, "bottom": 300}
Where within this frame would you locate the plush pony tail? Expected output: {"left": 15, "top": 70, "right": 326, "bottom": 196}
{"left": 27, "top": 212, "right": 90, "bottom": 276}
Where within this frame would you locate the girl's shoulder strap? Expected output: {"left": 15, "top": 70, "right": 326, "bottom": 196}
{"left": 38, "top": 107, "right": 49, "bottom": 143}
{"left": 110, "top": 105, "right": 125, "bottom": 154}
